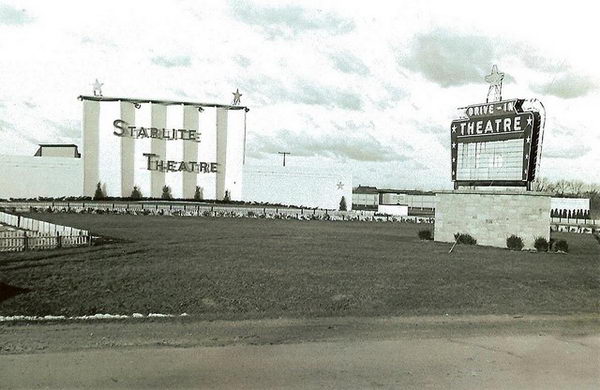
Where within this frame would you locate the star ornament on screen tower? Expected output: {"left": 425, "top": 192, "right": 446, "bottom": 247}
{"left": 92, "top": 79, "right": 103, "bottom": 97}
{"left": 232, "top": 89, "right": 242, "bottom": 105}
{"left": 484, "top": 65, "right": 504, "bottom": 103}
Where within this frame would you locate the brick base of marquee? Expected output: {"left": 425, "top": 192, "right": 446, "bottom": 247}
{"left": 434, "top": 190, "right": 551, "bottom": 249}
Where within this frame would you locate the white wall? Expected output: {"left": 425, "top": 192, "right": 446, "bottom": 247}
{"left": 377, "top": 204, "right": 408, "bottom": 216}
{"left": 550, "top": 197, "right": 590, "bottom": 212}
{"left": 380, "top": 193, "right": 437, "bottom": 209}
{"left": 242, "top": 165, "right": 352, "bottom": 210}
{"left": 0, "top": 155, "right": 82, "bottom": 199}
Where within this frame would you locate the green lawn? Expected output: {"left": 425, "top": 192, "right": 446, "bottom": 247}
{"left": 1, "top": 213, "right": 598, "bottom": 319}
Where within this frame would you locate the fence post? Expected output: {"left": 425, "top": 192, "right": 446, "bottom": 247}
{"left": 57, "top": 232, "right": 62, "bottom": 249}
{"left": 23, "top": 232, "right": 28, "bottom": 251}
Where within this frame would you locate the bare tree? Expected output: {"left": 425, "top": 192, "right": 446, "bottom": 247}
{"left": 533, "top": 177, "right": 554, "bottom": 192}
{"left": 566, "top": 180, "right": 585, "bottom": 196}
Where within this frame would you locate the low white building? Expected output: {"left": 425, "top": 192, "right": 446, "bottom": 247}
{"left": 242, "top": 165, "right": 352, "bottom": 210}
{"left": 550, "top": 197, "right": 590, "bottom": 212}
{"left": 377, "top": 204, "right": 408, "bottom": 216}
{"left": 0, "top": 154, "right": 82, "bottom": 199}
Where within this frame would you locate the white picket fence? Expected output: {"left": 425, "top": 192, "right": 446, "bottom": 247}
{"left": 0, "top": 231, "right": 90, "bottom": 252}
{"left": 0, "top": 211, "right": 90, "bottom": 252}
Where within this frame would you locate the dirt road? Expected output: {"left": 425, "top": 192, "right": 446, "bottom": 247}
{"left": 1, "top": 314, "right": 599, "bottom": 389}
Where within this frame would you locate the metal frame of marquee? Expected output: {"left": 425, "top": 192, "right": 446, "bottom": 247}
{"left": 450, "top": 98, "right": 544, "bottom": 190}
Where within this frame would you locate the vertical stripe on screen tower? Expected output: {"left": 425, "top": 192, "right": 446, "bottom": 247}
{"left": 216, "top": 108, "right": 228, "bottom": 200}
{"left": 82, "top": 100, "right": 100, "bottom": 196}
{"left": 150, "top": 103, "right": 167, "bottom": 197}
{"left": 120, "top": 101, "right": 136, "bottom": 197}
{"left": 182, "top": 105, "right": 199, "bottom": 199}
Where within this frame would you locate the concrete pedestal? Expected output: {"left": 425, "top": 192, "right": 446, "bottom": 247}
{"left": 434, "top": 190, "right": 551, "bottom": 249}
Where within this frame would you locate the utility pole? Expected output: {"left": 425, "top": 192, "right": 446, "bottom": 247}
{"left": 278, "top": 152, "right": 290, "bottom": 167}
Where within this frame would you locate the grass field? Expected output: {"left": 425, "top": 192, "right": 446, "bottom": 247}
{"left": 1, "top": 213, "right": 598, "bottom": 319}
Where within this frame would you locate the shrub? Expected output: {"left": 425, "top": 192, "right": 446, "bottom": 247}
{"left": 194, "top": 186, "right": 203, "bottom": 201}
{"left": 418, "top": 229, "right": 433, "bottom": 240}
{"left": 454, "top": 233, "right": 477, "bottom": 245}
{"left": 93, "top": 182, "right": 105, "bottom": 200}
{"left": 534, "top": 237, "right": 549, "bottom": 252}
{"left": 339, "top": 196, "right": 347, "bottom": 211}
{"left": 130, "top": 186, "right": 142, "bottom": 200}
{"left": 555, "top": 239, "right": 569, "bottom": 253}
{"left": 161, "top": 185, "right": 172, "bottom": 200}
{"left": 506, "top": 235, "right": 524, "bottom": 251}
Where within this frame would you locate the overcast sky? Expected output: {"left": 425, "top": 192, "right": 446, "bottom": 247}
{"left": 1, "top": 0, "right": 598, "bottom": 190}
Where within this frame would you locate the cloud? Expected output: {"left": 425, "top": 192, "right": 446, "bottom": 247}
{"left": 241, "top": 76, "right": 363, "bottom": 110}
{"left": 0, "top": 4, "right": 32, "bottom": 25}
{"left": 543, "top": 144, "right": 591, "bottom": 159}
{"left": 230, "top": 1, "right": 354, "bottom": 38}
{"left": 44, "top": 119, "right": 81, "bottom": 139}
{"left": 150, "top": 55, "right": 191, "bottom": 68}
{"left": 0, "top": 118, "right": 14, "bottom": 133}
{"left": 329, "top": 52, "right": 369, "bottom": 75}
{"left": 0, "top": 118, "right": 41, "bottom": 145}
{"left": 532, "top": 73, "right": 598, "bottom": 99}
{"left": 248, "top": 129, "right": 409, "bottom": 162}
{"left": 400, "top": 30, "right": 519, "bottom": 88}
{"left": 294, "top": 81, "right": 362, "bottom": 110}
{"left": 401, "top": 30, "right": 496, "bottom": 87}
{"left": 234, "top": 55, "right": 251, "bottom": 67}
{"left": 520, "top": 49, "right": 568, "bottom": 73}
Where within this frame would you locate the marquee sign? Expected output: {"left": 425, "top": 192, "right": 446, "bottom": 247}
{"left": 450, "top": 66, "right": 545, "bottom": 189}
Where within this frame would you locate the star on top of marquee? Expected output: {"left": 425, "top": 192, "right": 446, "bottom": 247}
{"left": 336, "top": 181, "right": 344, "bottom": 190}
{"left": 232, "top": 89, "right": 242, "bottom": 105}
{"left": 485, "top": 65, "right": 504, "bottom": 87}
{"left": 92, "top": 79, "right": 103, "bottom": 97}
